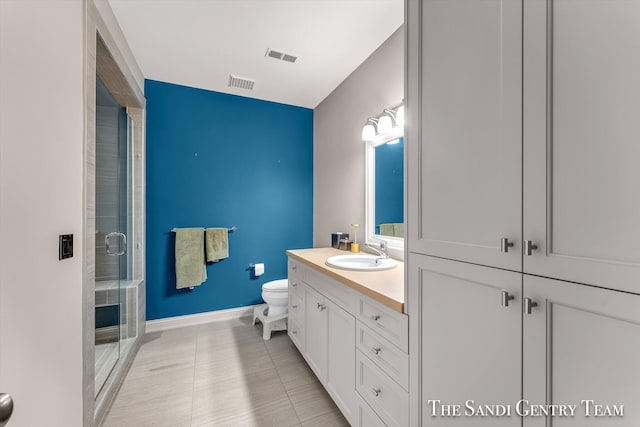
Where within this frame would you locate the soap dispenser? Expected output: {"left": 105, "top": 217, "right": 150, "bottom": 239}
{"left": 350, "top": 223, "right": 360, "bottom": 253}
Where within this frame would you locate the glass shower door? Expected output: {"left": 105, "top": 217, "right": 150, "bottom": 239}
{"left": 94, "top": 77, "right": 131, "bottom": 397}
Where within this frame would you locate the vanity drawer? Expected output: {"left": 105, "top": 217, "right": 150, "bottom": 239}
{"left": 288, "top": 271, "right": 305, "bottom": 298}
{"left": 357, "top": 296, "right": 408, "bottom": 352}
{"left": 288, "top": 259, "right": 304, "bottom": 281}
{"left": 288, "top": 288, "right": 304, "bottom": 324}
{"left": 355, "top": 395, "right": 387, "bottom": 427}
{"left": 304, "top": 266, "right": 357, "bottom": 315}
{"left": 356, "top": 350, "right": 408, "bottom": 427}
{"left": 288, "top": 316, "right": 304, "bottom": 353}
{"left": 356, "top": 321, "right": 408, "bottom": 391}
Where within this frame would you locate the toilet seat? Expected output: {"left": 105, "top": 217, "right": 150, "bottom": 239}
{"left": 262, "top": 279, "right": 288, "bottom": 292}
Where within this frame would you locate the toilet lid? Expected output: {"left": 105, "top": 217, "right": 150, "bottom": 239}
{"left": 262, "top": 279, "right": 289, "bottom": 292}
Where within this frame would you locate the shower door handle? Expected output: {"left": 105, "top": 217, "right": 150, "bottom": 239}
{"left": 105, "top": 232, "right": 127, "bottom": 256}
{"left": 0, "top": 393, "right": 13, "bottom": 427}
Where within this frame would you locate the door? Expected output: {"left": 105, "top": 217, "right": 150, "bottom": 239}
{"left": 94, "top": 77, "right": 130, "bottom": 397}
{"left": 325, "top": 301, "right": 355, "bottom": 424}
{"left": 523, "top": 0, "right": 640, "bottom": 293}
{"left": 414, "top": 254, "right": 521, "bottom": 426}
{"left": 523, "top": 274, "right": 640, "bottom": 426}
{"left": 408, "top": 0, "right": 522, "bottom": 271}
{"left": 304, "top": 285, "right": 327, "bottom": 381}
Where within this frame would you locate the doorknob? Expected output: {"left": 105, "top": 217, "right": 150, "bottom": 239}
{"left": 105, "top": 232, "right": 127, "bottom": 256}
{"left": 0, "top": 393, "right": 14, "bottom": 427}
{"left": 524, "top": 240, "right": 538, "bottom": 256}
{"left": 500, "top": 238, "right": 515, "bottom": 253}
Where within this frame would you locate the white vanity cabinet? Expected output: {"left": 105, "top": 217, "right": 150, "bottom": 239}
{"left": 287, "top": 251, "right": 408, "bottom": 427}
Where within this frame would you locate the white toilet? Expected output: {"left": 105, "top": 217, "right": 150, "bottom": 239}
{"left": 253, "top": 279, "right": 289, "bottom": 339}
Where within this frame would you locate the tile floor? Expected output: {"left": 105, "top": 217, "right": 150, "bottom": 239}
{"left": 102, "top": 317, "right": 349, "bottom": 427}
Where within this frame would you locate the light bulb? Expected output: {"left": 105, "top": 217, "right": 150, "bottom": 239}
{"left": 395, "top": 105, "right": 405, "bottom": 127}
{"left": 378, "top": 115, "right": 393, "bottom": 134}
{"left": 362, "top": 123, "right": 376, "bottom": 141}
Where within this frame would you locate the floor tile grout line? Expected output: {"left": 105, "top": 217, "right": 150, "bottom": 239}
{"left": 268, "top": 341, "right": 304, "bottom": 426}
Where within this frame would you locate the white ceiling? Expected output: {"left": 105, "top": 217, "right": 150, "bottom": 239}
{"left": 108, "top": 0, "right": 404, "bottom": 108}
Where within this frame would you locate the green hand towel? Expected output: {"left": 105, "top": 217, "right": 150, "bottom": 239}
{"left": 393, "top": 223, "right": 405, "bottom": 238}
{"left": 175, "top": 228, "right": 206, "bottom": 289}
{"left": 380, "top": 223, "right": 394, "bottom": 237}
{"left": 205, "top": 228, "right": 229, "bottom": 262}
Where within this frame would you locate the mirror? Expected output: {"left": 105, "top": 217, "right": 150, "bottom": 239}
{"left": 366, "top": 128, "right": 404, "bottom": 258}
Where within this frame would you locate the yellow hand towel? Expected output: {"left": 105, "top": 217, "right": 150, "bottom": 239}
{"left": 205, "top": 228, "right": 229, "bottom": 262}
{"left": 175, "top": 228, "right": 206, "bottom": 289}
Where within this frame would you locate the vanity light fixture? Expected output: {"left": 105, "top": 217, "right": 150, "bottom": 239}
{"left": 377, "top": 114, "right": 393, "bottom": 134}
{"left": 361, "top": 102, "right": 404, "bottom": 141}
{"left": 361, "top": 118, "right": 378, "bottom": 141}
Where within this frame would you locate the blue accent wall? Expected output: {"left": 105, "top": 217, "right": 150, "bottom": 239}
{"left": 375, "top": 137, "right": 404, "bottom": 228}
{"left": 145, "top": 79, "right": 313, "bottom": 320}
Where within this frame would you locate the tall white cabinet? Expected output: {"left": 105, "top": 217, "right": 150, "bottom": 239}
{"left": 407, "top": 0, "right": 640, "bottom": 425}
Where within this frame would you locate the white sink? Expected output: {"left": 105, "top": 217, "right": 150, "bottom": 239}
{"left": 325, "top": 254, "right": 397, "bottom": 271}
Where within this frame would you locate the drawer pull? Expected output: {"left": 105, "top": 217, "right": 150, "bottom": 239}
{"left": 371, "top": 314, "right": 381, "bottom": 321}
{"left": 372, "top": 387, "right": 381, "bottom": 397}
{"left": 292, "top": 304, "right": 298, "bottom": 309}
{"left": 371, "top": 347, "right": 381, "bottom": 355}
{"left": 291, "top": 330, "right": 297, "bottom": 335}
{"left": 291, "top": 283, "right": 298, "bottom": 287}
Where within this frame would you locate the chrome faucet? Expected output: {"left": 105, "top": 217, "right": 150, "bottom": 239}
{"left": 367, "top": 240, "right": 389, "bottom": 260}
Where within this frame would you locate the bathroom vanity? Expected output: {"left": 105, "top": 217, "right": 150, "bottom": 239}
{"left": 286, "top": 248, "right": 407, "bottom": 427}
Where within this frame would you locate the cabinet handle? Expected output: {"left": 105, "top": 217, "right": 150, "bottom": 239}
{"left": 524, "top": 240, "right": 538, "bottom": 256}
{"left": 371, "top": 314, "right": 381, "bottom": 321}
{"left": 292, "top": 305, "right": 298, "bottom": 309}
{"left": 501, "top": 291, "right": 515, "bottom": 307}
{"left": 372, "top": 387, "right": 381, "bottom": 397}
{"left": 291, "top": 265, "right": 297, "bottom": 270}
{"left": 291, "top": 283, "right": 298, "bottom": 287}
{"left": 524, "top": 297, "right": 538, "bottom": 315}
{"left": 291, "top": 330, "right": 297, "bottom": 335}
{"left": 317, "top": 303, "right": 326, "bottom": 311}
{"left": 500, "top": 237, "right": 515, "bottom": 253}
{"left": 371, "top": 347, "right": 381, "bottom": 355}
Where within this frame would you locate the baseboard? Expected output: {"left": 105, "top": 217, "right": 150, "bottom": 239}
{"left": 146, "top": 304, "right": 259, "bottom": 333}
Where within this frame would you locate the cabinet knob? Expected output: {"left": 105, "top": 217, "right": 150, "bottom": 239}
{"left": 291, "top": 330, "right": 297, "bottom": 335}
{"left": 317, "top": 303, "right": 326, "bottom": 311}
{"left": 291, "top": 283, "right": 298, "bottom": 287}
{"left": 292, "top": 305, "right": 298, "bottom": 309}
{"left": 372, "top": 388, "right": 381, "bottom": 397}
{"left": 524, "top": 297, "right": 538, "bottom": 315}
{"left": 524, "top": 240, "right": 538, "bottom": 256}
{"left": 370, "top": 314, "right": 381, "bottom": 321}
{"left": 501, "top": 291, "right": 515, "bottom": 307}
{"left": 291, "top": 265, "right": 297, "bottom": 270}
{"left": 371, "top": 347, "right": 381, "bottom": 355}
{"left": 500, "top": 237, "right": 515, "bottom": 253}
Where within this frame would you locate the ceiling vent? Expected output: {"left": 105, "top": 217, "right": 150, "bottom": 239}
{"left": 228, "top": 74, "right": 255, "bottom": 90}
{"left": 265, "top": 48, "right": 298, "bottom": 64}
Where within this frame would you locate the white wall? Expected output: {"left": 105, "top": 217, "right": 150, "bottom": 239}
{"left": 314, "top": 26, "right": 404, "bottom": 247}
{"left": 0, "top": 1, "right": 84, "bottom": 425}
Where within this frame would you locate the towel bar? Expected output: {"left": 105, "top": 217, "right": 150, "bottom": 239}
{"left": 171, "top": 227, "right": 237, "bottom": 232}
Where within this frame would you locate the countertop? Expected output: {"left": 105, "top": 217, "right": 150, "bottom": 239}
{"left": 286, "top": 247, "right": 405, "bottom": 313}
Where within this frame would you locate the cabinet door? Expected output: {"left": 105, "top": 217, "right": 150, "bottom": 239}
{"left": 523, "top": 0, "right": 640, "bottom": 293}
{"left": 413, "top": 254, "right": 521, "bottom": 426}
{"left": 325, "top": 301, "right": 356, "bottom": 424}
{"left": 407, "top": 0, "right": 522, "bottom": 271}
{"left": 304, "top": 286, "right": 327, "bottom": 381}
{"left": 523, "top": 275, "right": 640, "bottom": 426}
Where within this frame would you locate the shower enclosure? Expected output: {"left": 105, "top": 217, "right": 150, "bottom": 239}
{"left": 94, "top": 77, "right": 136, "bottom": 397}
